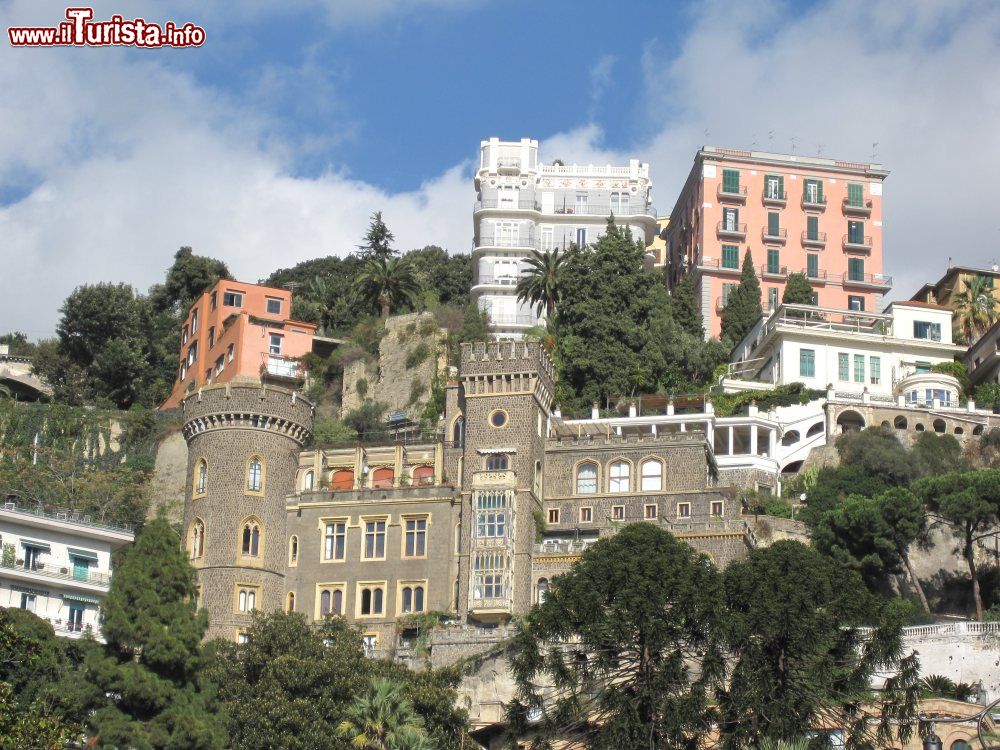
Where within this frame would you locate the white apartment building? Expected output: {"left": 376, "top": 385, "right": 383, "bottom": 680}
{"left": 0, "top": 504, "right": 134, "bottom": 639}
{"left": 472, "top": 137, "right": 658, "bottom": 337}
{"left": 728, "top": 301, "right": 965, "bottom": 406}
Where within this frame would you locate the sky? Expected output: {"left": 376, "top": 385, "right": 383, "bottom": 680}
{"left": 2, "top": 0, "right": 1000, "bottom": 339}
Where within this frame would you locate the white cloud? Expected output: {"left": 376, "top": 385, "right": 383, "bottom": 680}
{"left": 0, "top": 5, "right": 474, "bottom": 338}
{"left": 530, "top": 1, "right": 1000, "bottom": 300}
{"left": 3, "top": 0, "right": 999, "bottom": 339}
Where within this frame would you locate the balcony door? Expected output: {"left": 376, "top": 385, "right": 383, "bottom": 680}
{"left": 497, "top": 186, "right": 518, "bottom": 208}
{"left": 72, "top": 556, "right": 91, "bottom": 582}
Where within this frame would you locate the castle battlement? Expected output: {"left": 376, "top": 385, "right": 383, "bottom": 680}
{"left": 181, "top": 382, "right": 314, "bottom": 446}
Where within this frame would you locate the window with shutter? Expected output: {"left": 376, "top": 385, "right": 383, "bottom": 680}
{"left": 723, "top": 169, "right": 740, "bottom": 193}
{"left": 848, "top": 257, "right": 864, "bottom": 281}
{"left": 767, "top": 249, "right": 780, "bottom": 274}
{"left": 838, "top": 353, "right": 849, "bottom": 381}
{"left": 722, "top": 245, "right": 739, "bottom": 269}
{"left": 767, "top": 212, "right": 779, "bottom": 237}
{"left": 847, "top": 183, "right": 864, "bottom": 207}
{"left": 807, "top": 253, "right": 819, "bottom": 278}
{"left": 807, "top": 215, "right": 819, "bottom": 240}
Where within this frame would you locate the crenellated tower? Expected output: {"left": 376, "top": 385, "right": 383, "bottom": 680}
{"left": 180, "top": 381, "right": 313, "bottom": 640}
{"left": 457, "top": 341, "right": 555, "bottom": 622}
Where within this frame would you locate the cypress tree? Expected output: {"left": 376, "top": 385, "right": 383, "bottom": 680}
{"left": 781, "top": 272, "right": 814, "bottom": 305}
{"left": 720, "top": 250, "right": 763, "bottom": 347}
{"left": 671, "top": 273, "right": 704, "bottom": 337}
{"left": 85, "top": 518, "right": 226, "bottom": 749}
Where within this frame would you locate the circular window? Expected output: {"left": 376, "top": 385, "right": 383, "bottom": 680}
{"left": 489, "top": 410, "right": 508, "bottom": 428}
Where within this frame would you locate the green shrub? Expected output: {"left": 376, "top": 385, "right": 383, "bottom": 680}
{"left": 932, "top": 361, "right": 969, "bottom": 394}
{"left": 355, "top": 378, "right": 368, "bottom": 399}
{"left": 407, "top": 380, "right": 426, "bottom": 406}
{"left": 312, "top": 416, "right": 358, "bottom": 447}
{"left": 405, "top": 342, "right": 431, "bottom": 370}
{"left": 711, "top": 383, "right": 824, "bottom": 417}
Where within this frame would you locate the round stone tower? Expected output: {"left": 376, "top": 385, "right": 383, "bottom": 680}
{"left": 180, "top": 381, "right": 313, "bottom": 641}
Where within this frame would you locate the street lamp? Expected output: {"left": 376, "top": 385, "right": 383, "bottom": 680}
{"left": 919, "top": 694, "right": 1000, "bottom": 750}
{"left": 922, "top": 727, "right": 942, "bottom": 750}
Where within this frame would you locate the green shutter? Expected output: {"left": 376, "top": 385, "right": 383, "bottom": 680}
{"left": 817, "top": 180, "right": 823, "bottom": 201}
{"left": 768, "top": 212, "right": 779, "bottom": 236}
{"left": 723, "top": 169, "right": 739, "bottom": 193}
{"left": 849, "top": 258, "right": 864, "bottom": 280}
{"left": 777, "top": 176, "right": 784, "bottom": 198}
{"left": 723, "top": 245, "right": 739, "bottom": 269}
{"left": 807, "top": 215, "right": 818, "bottom": 240}
{"left": 848, "top": 183, "right": 863, "bottom": 207}
{"left": 807, "top": 254, "right": 819, "bottom": 278}
{"left": 767, "top": 249, "right": 780, "bottom": 274}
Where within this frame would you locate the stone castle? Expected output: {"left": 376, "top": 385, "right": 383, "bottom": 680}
{"left": 180, "top": 341, "right": 752, "bottom": 645}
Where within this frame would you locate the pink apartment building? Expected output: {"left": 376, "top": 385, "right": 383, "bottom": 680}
{"left": 664, "top": 146, "right": 891, "bottom": 339}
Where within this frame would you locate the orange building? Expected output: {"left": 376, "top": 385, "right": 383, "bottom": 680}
{"left": 160, "top": 279, "right": 317, "bottom": 409}
{"left": 665, "top": 146, "right": 891, "bottom": 339}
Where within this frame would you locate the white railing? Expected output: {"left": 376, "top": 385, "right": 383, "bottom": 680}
{"left": 539, "top": 163, "right": 647, "bottom": 179}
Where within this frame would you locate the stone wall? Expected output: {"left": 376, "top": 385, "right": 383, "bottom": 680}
{"left": 341, "top": 312, "right": 447, "bottom": 422}
{"left": 149, "top": 428, "right": 187, "bottom": 524}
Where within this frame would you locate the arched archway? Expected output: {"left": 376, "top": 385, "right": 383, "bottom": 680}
{"left": 974, "top": 424, "right": 985, "bottom": 435}
{"left": 894, "top": 415, "right": 908, "bottom": 429}
{"left": 954, "top": 427, "right": 964, "bottom": 435}
{"left": 806, "top": 421, "right": 824, "bottom": 438}
{"left": 933, "top": 419, "right": 947, "bottom": 433}
{"left": 781, "top": 430, "right": 801, "bottom": 446}
{"left": 915, "top": 423, "right": 925, "bottom": 432}
{"left": 836, "top": 410, "right": 865, "bottom": 433}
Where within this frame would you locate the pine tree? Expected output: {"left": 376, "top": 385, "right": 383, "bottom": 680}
{"left": 720, "top": 250, "right": 763, "bottom": 347}
{"left": 671, "top": 273, "right": 704, "bottom": 337}
{"left": 85, "top": 518, "right": 226, "bottom": 749}
{"left": 358, "top": 211, "right": 397, "bottom": 260}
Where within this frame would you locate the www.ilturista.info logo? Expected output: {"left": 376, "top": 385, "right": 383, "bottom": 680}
{"left": 8, "top": 7, "right": 205, "bottom": 48}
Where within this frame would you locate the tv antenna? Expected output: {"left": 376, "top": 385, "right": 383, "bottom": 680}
{"left": 872, "top": 142, "right": 880, "bottom": 160}
{"left": 790, "top": 136, "right": 798, "bottom": 153}
{"left": 817, "top": 144, "right": 825, "bottom": 156}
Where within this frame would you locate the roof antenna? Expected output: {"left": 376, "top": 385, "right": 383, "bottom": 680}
{"left": 790, "top": 136, "right": 798, "bottom": 153}
{"left": 872, "top": 142, "right": 879, "bottom": 160}
{"left": 768, "top": 130, "right": 774, "bottom": 146}
{"left": 817, "top": 144, "right": 825, "bottom": 156}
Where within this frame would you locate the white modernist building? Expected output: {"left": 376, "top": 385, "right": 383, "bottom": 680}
{"left": 728, "top": 301, "right": 965, "bottom": 406}
{"left": 0, "top": 504, "right": 134, "bottom": 639}
{"left": 472, "top": 137, "right": 659, "bottom": 337}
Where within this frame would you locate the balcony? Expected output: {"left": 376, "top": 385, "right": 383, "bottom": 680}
{"left": 485, "top": 314, "right": 540, "bottom": 329}
{"left": 843, "top": 198, "right": 873, "bottom": 217}
{"left": 761, "top": 226, "right": 787, "bottom": 244}
{"left": 469, "top": 595, "right": 512, "bottom": 616}
{"left": 474, "top": 199, "right": 540, "bottom": 212}
{"left": 549, "top": 203, "right": 656, "bottom": 218}
{"left": 717, "top": 221, "right": 747, "bottom": 240}
{"left": 762, "top": 188, "right": 787, "bottom": 207}
{"left": 473, "top": 273, "right": 520, "bottom": 288}
{"left": 760, "top": 264, "right": 789, "bottom": 279}
{"left": 842, "top": 234, "right": 873, "bottom": 252}
{"left": 843, "top": 272, "right": 893, "bottom": 290}
{"left": 717, "top": 184, "right": 747, "bottom": 203}
{"left": 0, "top": 558, "right": 111, "bottom": 589}
{"left": 495, "top": 157, "right": 522, "bottom": 174}
{"left": 802, "top": 268, "right": 828, "bottom": 282}
{"left": 474, "top": 234, "right": 537, "bottom": 251}
{"left": 262, "top": 354, "right": 303, "bottom": 382}
{"left": 801, "top": 230, "right": 827, "bottom": 248}
{"left": 801, "top": 194, "right": 827, "bottom": 211}
{"left": 698, "top": 256, "right": 742, "bottom": 274}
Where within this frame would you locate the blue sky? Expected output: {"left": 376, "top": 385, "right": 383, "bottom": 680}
{"left": 2, "top": 0, "right": 1000, "bottom": 338}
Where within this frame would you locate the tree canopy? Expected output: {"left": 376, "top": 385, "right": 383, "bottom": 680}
{"left": 781, "top": 273, "right": 813, "bottom": 305}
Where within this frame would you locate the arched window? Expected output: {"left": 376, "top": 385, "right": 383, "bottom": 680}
{"left": 402, "top": 586, "right": 413, "bottom": 613}
{"left": 640, "top": 459, "right": 662, "bottom": 491}
{"left": 372, "top": 467, "right": 394, "bottom": 488}
{"left": 195, "top": 459, "right": 208, "bottom": 495}
{"left": 537, "top": 578, "right": 550, "bottom": 604}
{"left": 286, "top": 592, "right": 295, "bottom": 613}
{"left": 303, "top": 470, "right": 314, "bottom": 491}
{"left": 238, "top": 589, "right": 256, "bottom": 612}
{"left": 247, "top": 457, "right": 263, "bottom": 493}
{"left": 414, "top": 586, "right": 424, "bottom": 613}
{"left": 486, "top": 454, "right": 509, "bottom": 471}
{"left": 452, "top": 416, "right": 465, "bottom": 447}
{"left": 190, "top": 519, "right": 205, "bottom": 560}
{"left": 806, "top": 421, "right": 824, "bottom": 438}
{"left": 576, "top": 462, "right": 597, "bottom": 494}
{"left": 933, "top": 418, "right": 947, "bottom": 433}
{"left": 894, "top": 415, "right": 908, "bottom": 429}
{"left": 361, "top": 588, "right": 372, "bottom": 614}
{"left": 332, "top": 589, "right": 343, "bottom": 615}
{"left": 609, "top": 460, "right": 630, "bottom": 493}
{"left": 288, "top": 536, "right": 298, "bottom": 566}
{"left": 320, "top": 590, "right": 331, "bottom": 617}
{"left": 412, "top": 465, "right": 434, "bottom": 486}
{"left": 241, "top": 520, "right": 261, "bottom": 557}
{"left": 331, "top": 469, "right": 354, "bottom": 490}
{"left": 373, "top": 588, "right": 383, "bottom": 614}
{"left": 533, "top": 460, "right": 542, "bottom": 497}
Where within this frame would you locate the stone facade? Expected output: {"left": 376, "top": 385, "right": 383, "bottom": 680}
{"left": 181, "top": 344, "right": 752, "bottom": 643}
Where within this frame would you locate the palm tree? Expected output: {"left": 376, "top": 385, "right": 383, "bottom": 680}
{"left": 953, "top": 275, "right": 998, "bottom": 343}
{"left": 515, "top": 247, "right": 566, "bottom": 319}
{"left": 354, "top": 257, "right": 420, "bottom": 318}
{"left": 337, "top": 677, "right": 431, "bottom": 750}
